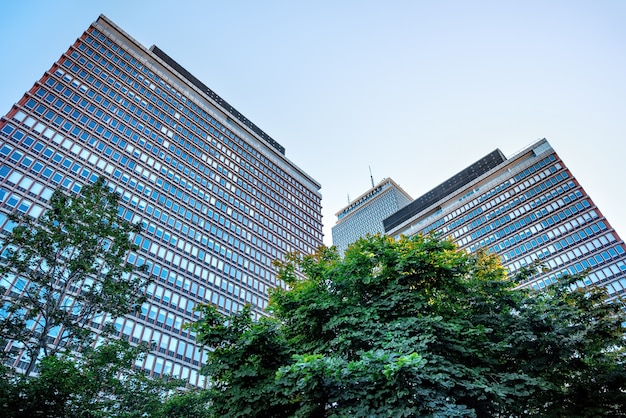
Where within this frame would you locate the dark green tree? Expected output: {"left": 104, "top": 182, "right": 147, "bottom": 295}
{"left": 158, "top": 388, "right": 212, "bottom": 418}
{"left": 0, "top": 340, "right": 182, "bottom": 417}
{"left": 187, "top": 304, "right": 296, "bottom": 417}
{"left": 0, "top": 177, "right": 149, "bottom": 376}
{"left": 190, "top": 234, "right": 626, "bottom": 417}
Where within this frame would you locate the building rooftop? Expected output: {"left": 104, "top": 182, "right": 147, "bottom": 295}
{"left": 383, "top": 149, "right": 507, "bottom": 232}
{"left": 150, "top": 46, "right": 285, "bottom": 155}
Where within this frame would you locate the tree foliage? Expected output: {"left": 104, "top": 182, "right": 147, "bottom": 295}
{"left": 0, "top": 340, "right": 182, "bottom": 417}
{"left": 187, "top": 304, "right": 295, "bottom": 417}
{"left": 191, "top": 234, "right": 626, "bottom": 417}
{"left": 0, "top": 177, "right": 148, "bottom": 376}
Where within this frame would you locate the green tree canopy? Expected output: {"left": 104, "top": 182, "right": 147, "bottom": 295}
{"left": 0, "top": 340, "right": 183, "bottom": 417}
{"left": 0, "top": 177, "right": 149, "bottom": 376}
{"left": 190, "top": 234, "right": 626, "bottom": 417}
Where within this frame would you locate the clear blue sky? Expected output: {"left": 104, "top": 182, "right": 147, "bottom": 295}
{"left": 1, "top": 1, "right": 625, "bottom": 245}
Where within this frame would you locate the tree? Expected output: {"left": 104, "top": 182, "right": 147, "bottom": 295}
{"left": 187, "top": 304, "right": 296, "bottom": 417}
{"left": 0, "top": 340, "right": 183, "bottom": 417}
{"left": 158, "top": 388, "right": 212, "bottom": 418}
{"left": 190, "top": 234, "right": 626, "bottom": 417}
{"left": 0, "top": 177, "right": 149, "bottom": 376}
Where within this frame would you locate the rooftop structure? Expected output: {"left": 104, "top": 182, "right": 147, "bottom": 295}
{"left": 332, "top": 178, "right": 412, "bottom": 254}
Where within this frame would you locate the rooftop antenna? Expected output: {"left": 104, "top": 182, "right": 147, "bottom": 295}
{"left": 347, "top": 194, "right": 351, "bottom": 204}
{"left": 369, "top": 166, "right": 375, "bottom": 188}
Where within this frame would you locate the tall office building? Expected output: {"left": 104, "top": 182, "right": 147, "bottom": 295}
{"left": 384, "top": 139, "right": 626, "bottom": 296}
{"left": 0, "top": 15, "right": 323, "bottom": 385}
{"left": 332, "top": 178, "right": 412, "bottom": 254}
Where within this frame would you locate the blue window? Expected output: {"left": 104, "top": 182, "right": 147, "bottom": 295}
{"left": 23, "top": 136, "right": 35, "bottom": 148}
{"left": 6, "top": 196, "right": 19, "bottom": 208}
{"left": 9, "top": 151, "right": 23, "bottom": 163}
{"left": 0, "top": 145, "right": 13, "bottom": 157}
{"left": 0, "top": 166, "right": 10, "bottom": 179}
{"left": 1, "top": 124, "right": 15, "bottom": 136}
{"left": 13, "top": 130, "right": 25, "bottom": 141}
{"left": 17, "top": 201, "right": 30, "bottom": 213}
{"left": 4, "top": 220, "right": 17, "bottom": 232}
{"left": 52, "top": 173, "right": 63, "bottom": 184}
{"left": 33, "top": 142, "right": 44, "bottom": 153}
{"left": 20, "top": 157, "right": 33, "bottom": 168}
{"left": 41, "top": 167, "right": 53, "bottom": 180}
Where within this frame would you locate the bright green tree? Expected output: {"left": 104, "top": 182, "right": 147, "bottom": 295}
{"left": 190, "top": 234, "right": 626, "bottom": 417}
{"left": 0, "top": 177, "right": 149, "bottom": 376}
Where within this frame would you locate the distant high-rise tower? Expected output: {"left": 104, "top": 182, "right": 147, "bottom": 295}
{"left": 0, "top": 15, "right": 323, "bottom": 385}
{"left": 384, "top": 139, "right": 626, "bottom": 296}
{"left": 332, "top": 178, "right": 412, "bottom": 254}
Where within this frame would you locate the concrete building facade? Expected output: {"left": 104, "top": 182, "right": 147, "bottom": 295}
{"left": 384, "top": 139, "right": 626, "bottom": 295}
{"left": 0, "top": 15, "right": 323, "bottom": 385}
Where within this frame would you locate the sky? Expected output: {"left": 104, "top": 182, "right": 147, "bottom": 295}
{"left": 1, "top": 1, "right": 625, "bottom": 246}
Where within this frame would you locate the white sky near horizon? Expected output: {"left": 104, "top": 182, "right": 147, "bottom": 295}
{"left": 1, "top": 1, "right": 625, "bottom": 247}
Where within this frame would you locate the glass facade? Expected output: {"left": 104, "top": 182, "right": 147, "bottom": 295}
{"left": 385, "top": 139, "right": 626, "bottom": 296}
{"left": 332, "top": 178, "right": 412, "bottom": 254}
{"left": 0, "top": 15, "right": 322, "bottom": 386}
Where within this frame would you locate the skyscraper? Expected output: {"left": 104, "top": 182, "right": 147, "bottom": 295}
{"left": 332, "top": 178, "right": 412, "bottom": 254}
{"left": 384, "top": 139, "right": 626, "bottom": 296}
{"left": 0, "top": 15, "right": 323, "bottom": 386}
